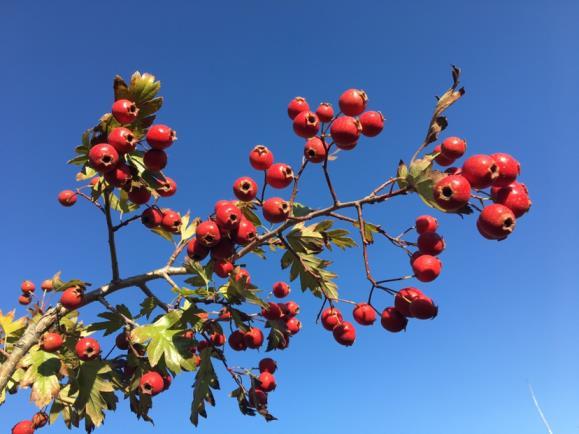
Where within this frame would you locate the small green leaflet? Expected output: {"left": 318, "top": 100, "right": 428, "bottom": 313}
{"left": 20, "top": 349, "right": 61, "bottom": 408}
{"left": 281, "top": 251, "right": 338, "bottom": 300}
{"left": 190, "top": 349, "right": 220, "bottom": 426}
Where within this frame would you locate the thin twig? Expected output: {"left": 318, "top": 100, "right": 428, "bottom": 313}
{"left": 103, "top": 190, "right": 121, "bottom": 281}
{"left": 113, "top": 214, "right": 142, "bottom": 232}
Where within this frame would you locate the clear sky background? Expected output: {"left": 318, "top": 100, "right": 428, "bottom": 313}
{"left": 1, "top": 1, "right": 578, "bottom": 433}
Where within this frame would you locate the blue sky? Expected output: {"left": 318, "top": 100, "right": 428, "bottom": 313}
{"left": 1, "top": 0, "right": 578, "bottom": 433}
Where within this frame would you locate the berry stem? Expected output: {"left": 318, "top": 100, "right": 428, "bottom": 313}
{"left": 104, "top": 190, "right": 121, "bottom": 282}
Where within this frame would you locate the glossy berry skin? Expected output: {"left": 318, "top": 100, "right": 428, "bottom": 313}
{"left": 88, "top": 143, "right": 119, "bottom": 173}
{"left": 433, "top": 175, "right": 472, "bottom": 211}
{"left": 75, "top": 337, "right": 100, "bottom": 361}
{"left": 139, "top": 371, "right": 164, "bottom": 396}
{"left": 282, "top": 301, "right": 300, "bottom": 317}
{"left": 287, "top": 96, "right": 310, "bottom": 120}
{"left": 161, "top": 210, "right": 181, "bottom": 233}
{"left": 41, "top": 280, "right": 53, "bottom": 291}
{"left": 228, "top": 330, "right": 247, "bottom": 351}
{"left": 417, "top": 232, "right": 445, "bottom": 255}
{"left": 333, "top": 321, "right": 356, "bottom": 346}
{"left": 60, "top": 287, "right": 83, "bottom": 309}
{"left": 415, "top": 215, "right": 438, "bottom": 234}
{"left": 248, "top": 387, "right": 268, "bottom": 408}
{"left": 210, "top": 332, "right": 226, "bottom": 346}
{"left": 491, "top": 182, "right": 531, "bottom": 218}
{"left": 272, "top": 281, "right": 290, "bottom": 298}
{"left": 214, "top": 200, "right": 232, "bottom": 213}
{"left": 293, "top": 111, "right": 320, "bottom": 138}
{"left": 11, "top": 420, "right": 35, "bottom": 434}
{"left": 186, "top": 238, "right": 210, "bottom": 260}
{"left": 234, "top": 218, "right": 257, "bottom": 245}
{"left": 143, "top": 149, "right": 167, "bottom": 171}
{"left": 233, "top": 176, "right": 258, "bottom": 201}
{"left": 394, "top": 287, "right": 426, "bottom": 317}
{"left": 261, "top": 302, "right": 283, "bottom": 320}
{"left": 321, "top": 307, "right": 343, "bottom": 331}
{"left": 156, "top": 177, "right": 177, "bottom": 197}
{"left": 108, "top": 127, "right": 136, "bottom": 154}
{"left": 380, "top": 307, "right": 408, "bottom": 333}
{"left": 410, "top": 297, "right": 438, "bottom": 319}
{"left": 433, "top": 144, "right": 456, "bottom": 167}
{"left": 115, "top": 332, "right": 130, "bottom": 350}
{"left": 40, "top": 332, "right": 63, "bottom": 352}
{"left": 112, "top": 99, "right": 139, "bottom": 124}
{"left": 18, "top": 294, "right": 31, "bottom": 305}
{"left": 491, "top": 153, "right": 520, "bottom": 187}
{"left": 141, "top": 207, "right": 164, "bottom": 228}
{"left": 128, "top": 186, "right": 151, "bottom": 205}
{"left": 262, "top": 197, "right": 290, "bottom": 223}
{"left": 58, "top": 190, "right": 77, "bottom": 207}
{"left": 243, "top": 327, "right": 264, "bottom": 349}
{"left": 196, "top": 220, "right": 221, "bottom": 247}
{"left": 146, "top": 124, "right": 176, "bottom": 150}
{"left": 32, "top": 412, "right": 48, "bottom": 429}
{"left": 266, "top": 163, "right": 294, "bottom": 189}
{"left": 462, "top": 154, "right": 499, "bottom": 189}
{"left": 21, "top": 280, "right": 35, "bottom": 294}
{"left": 359, "top": 111, "right": 385, "bottom": 137}
{"left": 211, "top": 238, "right": 236, "bottom": 260}
{"left": 353, "top": 303, "right": 376, "bottom": 326}
{"left": 316, "top": 102, "right": 334, "bottom": 122}
{"left": 214, "top": 259, "right": 234, "bottom": 278}
{"left": 258, "top": 371, "right": 277, "bottom": 392}
{"left": 285, "top": 317, "right": 302, "bottom": 335}
{"left": 234, "top": 268, "right": 251, "bottom": 285}
{"left": 339, "top": 89, "right": 368, "bottom": 116}
{"left": 477, "top": 204, "right": 516, "bottom": 240}
{"left": 215, "top": 204, "right": 242, "bottom": 230}
{"left": 330, "top": 116, "right": 362, "bottom": 149}
{"left": 259, "top": 357, "right": 277, "bottom": 374}
{"left": 411, "top": 254, "right": 442, "bottom": 282}
{"left": 104, "top": 163, "right": 132, "bottom": 187}
{"left": 304, "top": 137, "right": 327, "bottom": 163}
{"left": 249, "top": 145, "right": 274, "bottom": 170}
{"left": 440, "top": 137, "right": 467, "bottom": 160}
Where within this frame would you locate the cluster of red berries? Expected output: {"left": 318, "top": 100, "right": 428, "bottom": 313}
{"left": 248, "top": 358, "right": 279, "bottom": 409}
{"left": 17, "top": 279, "right": 53, "bottom": 306}
{"left": 38, "top": 329, "right": 100, "bottom": 362}
{"left": 431, "top": 137, "right": 531, "bottom": 240}
{"left": 11, "top": 412, "right": 48, "bottom": 434}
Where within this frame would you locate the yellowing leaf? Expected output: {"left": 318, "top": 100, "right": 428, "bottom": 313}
{"left": 0, "top": 309, "right": 28, "bottom": 346}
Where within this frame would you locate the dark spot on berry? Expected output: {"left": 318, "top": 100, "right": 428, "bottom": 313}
{"left": 442, "top": 186, "right": 453, "bottom": 198}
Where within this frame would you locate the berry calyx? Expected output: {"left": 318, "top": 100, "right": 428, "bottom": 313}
{"left": 258, "top": 371, "right": 277, "bottom": 392}
{"left": 187, "top": 238, "right": 210, "bottom": 261}
{"left": 477, "top": 204, "right": 516, "bottom": 240}
{"left": 359, "top": 111, "right": 385, "bottom": 137}
{"left": 287, "top": 97, "right": 309, "bottom": 120}
{"left": 394, "top": 287, "right": 426, "bottom": 317}
{"left": 333, "top": 321, "right": 356, "bottom": 346}
{"left": 330, "top": 116, "right": 362, "bottom": 149}
{"left": 380, "top": 307, "right": 408, "bottom": 333}
{"left": 20, "top": 280, "right": 35, "bottom": 294}
{"left": 353, "top": 303, "right": 376, "bottom": 326}
{"left": 321, "top": 307, "right": 343, "bottom": 331}
{"left": 40, "top": 332, "right": 63, "bottom": 352}
{"left": 228, "top": 330, "right": 247, "bottom": 351}
{"left": 339, "top": 89, "right": 368, "bottom": 116}
{"left": 266, "top": 163, "right": 294, "bottom": 189}
{"left": 304, "top": 137, "right": 328, "bottom": 163}
{"left": 139, "top": 371, "right": 165, "bottom": 396}
{"left": 415, "top": 215, "right": 438, "bottom": 234}
{"left": 491, "top": 182, "right": 531, "bottom": 218}
{"left": 112, "top": 99, "right": 139, "bottom": 124}
{"left": 108, "top": 127, "right": 137, "bottom": 154}
{"left": 462, "top": 154, "right": 499, "bottom": 189}
{"left": 233, "top": 176, "right": 258, "bottom": 201}
{"left": 58, "top": 190, "right": 77, "bottom": 207}
{"left": 249, "top": 145, "right": 274, "bottom": 170}
{"left": 417, "top": 232, "right": 445, "bottom": 256}
{"left": 272, "top": 281, "right": 290, "bottom": 298}
{"left": 143, "top": 149, "right": 168, "bottom": 171}
{"left": 316, "top": 102, "right": 334, "bottom": 122}
{"left": 141, "top": 207, "right": 164, "bottom": 228}
{"left": 60, "top": 287, "right": 84, "bottom": 310}
{"left": 11, "top": 420, "right": 35, "bottom": 434}
{"left": 491, "top": 153, "right": 520, "bottom": 187}
{"left": 75, "top": 337, "right": 101, "bottom": 361}
{"left": 262, "top": 197, "right": 290, "bottom": 223}
{"left": 440, "top": 136, "right": 467, "bottom": 160}
{"left": 234, "top": 218, "right": 257, "bottom": 245}
{"left": 411, "top": 254, "right": 442, "bottom": 282}
{"left": 196, "top": 220, "right": 222, "bottom": 247}
{"left": 259, "top": 357, "right": 277, "bottom": 374}
{"left": 215, "top": 203, "right": 242, "bottom": 230}
{"left": 410, "top": 297, "right": 438, "bottom": 319}
{"left": 146, "top": 124, "right": 176, "bottom": 150}
{"left": 243, "top": 327, "right": 264, "bottom": 349}
{"left": 88, "top": 143, "right": 119, "bottom": 173}
{"left": 293, "top": 111, "right": 320, "bottom": 138}
{"left": 433, "top": 175, "right": 472, "bottom": 211}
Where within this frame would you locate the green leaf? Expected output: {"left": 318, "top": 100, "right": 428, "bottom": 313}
{"left": 222, "top": 278, "right": 267, "bottom": 308}
{"left": 151, "top": 226, "right": 175, "bottom": 242}
{"left": 0, "top": 309, "right": 27, "bottom": 346}
{"left": 286, "top": 223, "right": 324, "bottom": 254}
{"left": 239, "top": 205, "right": 262, "bottom": 227}
{"left": 138, "top": 297, "right": 158, "bottom": 320}
{"left": 129, "top": 72, "right": 161, "bottom": 104}
{"left": 190, "top": 349, "right": 220, "bottom": 426}
{"left": 184, "top": 259, "right": 213, "bottom": 287}
{"left": 181, "top": 215, "right": 199, "bottom": 241}
{"left": 292, "top": 202, "right": 314, "bottom": 217}
{"left": 88, "top": 305, "right": 132, "bottom": 336}
{"left": 397, "top": 160, "right": 409, "bottom": 189}
{"left": 324, "top": 229, "right": 357, "bottom": 250}
{"left": 20, "top": 349, "right": 61, "bottom": 408}
{"left": 280, "top": 251, "right": 338, "bottom": 300}
{"left": 138, "top": 97, "right": 163, "bottom": 118}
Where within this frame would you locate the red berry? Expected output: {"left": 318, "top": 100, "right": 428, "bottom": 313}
{"left": 21, "top": 280, "right": 35, "bottom": 294}
{"left": 316, "top": 102, "right": 334, "bottom": 122}
{"left": 333, "top": 321, "right": 356, "bottom": 346}
{"left": 462, "top": 154, "right": 499, "bottom": 189}
{"left": 433, "top": 175, "right": 472, "bottom": 211}
{"left": 262, "top": 197, "right": 290, "bottom": 223}
{"left": 234, "top": 218, "right": 257, "bottom": 245}
{"left": 186, "top": 238, "right": 210, "bottom": 261}
{"left": 103, "top": 163, "right": 132, "bottom": 187}
{"left": 433, "top": 144, "right": 456, "bottom": 167}
{"left": 440, "top": 137, "right": 467, "bottom": 160}
{"left": 75, "top": 337, "right": 100, "bottom": 361}
{"left": 60, "top": 287, "right": 83, "bottom": 309}
{"left": 58, "top": 190, "right": 77, "bottom": 207}
{"left": 146, "top": 124, "right": 176, "bottom": 150}
{"left": 258, "top": 371, "right": 276, "bottom": 392}
{"left": 394, "top": 287, "right": 425, "bottom": 317}
{"left": 115, "top": 332, "right": 130, "bottom": 350}
{"left": 261, "top": 302, "right": 283, "bottom": 320}
{"left": 196, "top": 220, "right": 221, "bottom": 247}
{"left": 410, "top": 297, "right": 438, "bottom": 319}
{"left": 477, "top": 204, "right": 516, "bottom": 240}
{"left": 380, "top": 307, "right": 408, "bottom": 333}
{"left": 162, "top": 373, "right": 172, "bottom": 391}
{"left": 282, "top": 301, "right": 300, "bottom": 317}
{"left": 108, "top": 127, "right": 137, "bottom": 154}
{"left": 112, "top": 99, "right": 139, "bottom": 124}
{"left": 31, "top": 412, "right": 48, "bottom": 429}
{"left": 352, "top": 303, "right": 376, "bottom": 326}
{"left": 210, "top": 332, "right": 226, "bottom": 346}
{"left": 218, "top": 308, "right": 232, "bottom": 321}
{"left": 293, "top": 111, "right": 320, "bottom": 138}
{"left": 304, "top": 137, "right": 328, "bottom": 163}
{"left": 359, "top": 111, "right": 384, "bottom": 137}
{"left": 215, "top": 204, "right": 242, "bottom": 231}
{"left": 41, "top": 280, "right": 53, "bottom": 291}
{"left": 214, "top": 200, "right": 233, "bottom": 213}
{"left": 272, "top": 281, "right": 290, "bottom": 298}
{"left": 330, "top": 116, "right": 361, "bottom": 149}
{"left": 18, "top": 294, "right": 31, "bottom": 305}
{"left": 248, "top": 387, "right": 268, "bottom": 408}
{"left": 411, "top": 254, "right": 442, "bottom": 282}
{"left": 11, "top": 420, "right": 35, "bottom": 434}
{"left": 285, "top": 317, "right": 302, "bottom": 335}
{"left": 417, "top": 232, "right": 445, "bottom": 255}
{"left": 228, "top": 330, "right": 247, "bottom": 351}
{"left": 233, "top": 177, "right": 258, "bottom": 201}
{"left": 491, "top": 153, "right": 520, "bottom": 187}
{"left": 143, "top": 149, "right": 167, "bottom": 171}
{"left": 233, "top": 268, "right": 251, "bottom": 285}
{"left": 88, "top": 143, "right": 119, "bottom": 173}
{"left": 139, "top": 371, "right": 164, "bottom": 396}
{"left": 266, "top": 163, "right": 294, "bottom": 189}
{"left": 415, "top": 215, "right": 438, "bottom": 234}
{"left": 339, "top": 89, "right": 368, "bottom": 116}
{"left": 214, "top": 259, "right": 234, "bottom": 278}
{"left": 287, "top": 97, "right": 310, "bottom": 120}
{"left": 128, "top": 185, "right": 151, "bottom": 205}
{"left": 161, "top": 209, "right": 181, "bottom": 233}
{"left": 244, "top": 327, "right": 264, "bottom": 349}
{"left": 40, "top": 332, "right": 63, "bottom": 352}
{"left": 259, "top": 357, "right": 277, "bottom": 374}
{"left": 156, "top": 177, "right": 177, "bottom": 197}
{"left": 491, "top": 182, "right": 531, "bottom": 218}
{"left": 249, "top": 145, "right": 274, "bottom": 170}
{"left": 141, "top": 207, "right": 164, "bottom": 228}
{"left": 321, "top": 307, "right": 343, "bottom": 331}
{"left": 211, "top": 238, "right": 236, "bottom": 260}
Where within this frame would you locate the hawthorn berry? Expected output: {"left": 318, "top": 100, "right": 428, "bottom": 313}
{"left": 440, "top": 137, "right": 467, "bottom": 160}
{"left": 272, "top": 281, "right": 290, "bottom": 298}
{"left": 214, "top": 259, "right": 234, "bottom": 278}
{"left": 411, "top": 254, "right": 442, "bottom": 282}
{"left": 185, "top": 238, "right": 209, "bottom": 261}
{"left": 433, "top": 175, "right": 472, "bottom": 211}
{"left": 258, "top": 371, "right": 277, "bottom": 392}
{"left": 234, "top": 268, "right": 251, "bottom": 285}
{"left": 141, "top": 207, "right": 164, "bottom": 228}
{"left": 266, "top": 163, "right": 294, "bottom": 189}
{"left": 234, "top": 218, "right": 257, "bottom": 245}
{"left": 210, "top": 332, "right": 226, "bottom": 346}
{"left": 304, "top": 137, "right": 328, "bottom": 163}
{"left": 18, "top": 294, "right": 31, "bottom": 305}
{"left": 410, "top": 297, "right": 438, "bottom": 319}
{"left": 259, "top": 358, "right": 277, "bottom": 374}
{"left": 218, "top": 308, "right": 232, "bottom": 321}
{"left": 353, "top": 303, "right": 376, "bottom": 326}
{"left": 249, "top": 145, "right": 274, "bottom": 170}
{"left": 415, "top": 215, "right": 438, "bottom": 234}
{"left": 229, "top": 330, "right": 247, "bottom": 351}
{"left": 115, "top": 332, "right": 130, "bottom": 350}
{"left": 333, "top": 321, "right": 356, "bottom": 346}
{"left": 211, "top": 238, "right": 236, "bottom": 260}
{"left": 261, "top": 302, "right": 283, "bottom": 320}
{"left": 244, "top": 327, "right": 264, "bottom": 349}
{"left": 21, "top": 280, "right": 35, "bottom": 294}
{"left": 287, "top": 96, "right": 310, "bottom": 120}
{"left": 394, "top": 287, "right": 426, "bottom": 317}
{"left": 282, "top": 301, "right": 300, "bottom": 317}
{"left": 127, "top": 185, "right": 151, "bottom": 205}
{"left": 380, "top": 307, "right": 408, "bottom": 333}
{"left": 293, "top": 111, "right": 320, "bottom": 138}
{"left": 491, "top": 182, "right": 531, "bottom": 218}
{"left": 262, "top": 197, "right": 290, "bottom": 223}
{"left": 108, "top": 127, "right": 136, "bottom": 154}
{"left": 233, "top": 176, "right": 258, "bottom": 201}
{"left": 112, "top": 99, "right": 139, "bottom": 124}
{"left": 339, "top": 89, "right": 368, "bottom": 116}
{"left": 491, "top": 153, "right": 520, "bottom": 187}
{"left": 88, "top": 143, "right": 119, "bottom": 173}
{"left": 359, "top": 111, "right": 385, "bottom": 137}
{"left": 214, "top": 200, "right": 233, "bottom": 213}
{"left": 146, "top": 124, "right": 176, "bottom": 150}
{"left": 196, "top": 220, "right": 222, "bottom": 247}
{"left": 139, "top": 371, "right": 165, "bottom": 396}
{"left": 248, "top": 387, "right": 268, "bottom": 409}
{"left": 433, "top": 145, "right": 456, "bottom": 167}
{"left": 316, "top": 102, "right": 334, "bottom": 122}
{"left": 11, "top": 420, "right": 34, "bottom": 434}
{"left": 417, "top": 232, "right": 445, "bottom": 255}
{"left": 285, "top": 317, "right": 302, "bottom": 335}
{"left": 60, "top": 287, "right": 83, "bottom": 309}
{"left": 321, "top": 307, "right": 343, "bottom": 331}
{"left": 31, "top": 412, "right": 48, "bottom": 429}
{"left": 161, "top": 209, "right": 181, "bottom": 233}
{"left": 143, "top": 149, "right": 168, "bottom": 171}
{"left": 215, "top": 203, "right": 242, "bottom": 230}
{"left": 40, "top": 279, "right": 53, "bottom": 291}
{"left": 40, "top": 332, "right": 63, "bottom": 352}
{"left": 462, "top": 154, "right": 499, "bottom": 189}
{"left": 75, "top": 337, "right": 101, "bottom": 361}
{"left": 477, "top": 204, "right": 516, "bottom": 240}
{"left": 330, "top": 116, "right": 362, "bottom": 150}
{"left": 58, "top": 190, "right": 77, "bottom": 207}
{"left": 162, "top": 373, "right": 173, "bottom": 391}
{"left": 156, "top": 176, "right": 177, "bottom": 197}
{"left": 104, "top": 163, "right": 132, "bottom": 187}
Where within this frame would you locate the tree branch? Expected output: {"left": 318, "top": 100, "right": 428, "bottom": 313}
{"left": 103, "top": 190, "right": 121, "bottom": 281}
